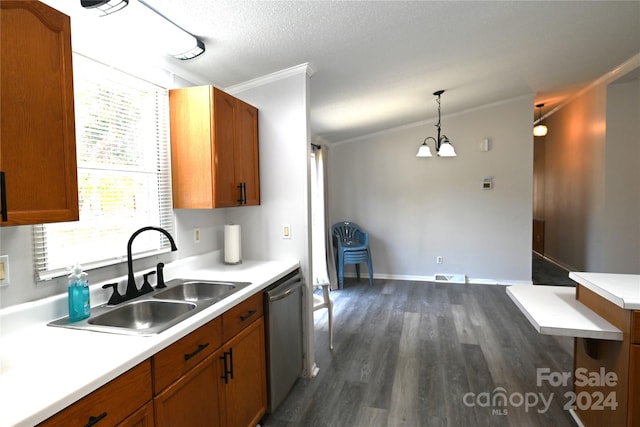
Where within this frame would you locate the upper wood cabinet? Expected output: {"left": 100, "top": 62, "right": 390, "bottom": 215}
{"left": 0, "top": 0, "right": 79, "bottom": 226}
{"left": 169, "top": 86, "right": 260, "bottom": 209}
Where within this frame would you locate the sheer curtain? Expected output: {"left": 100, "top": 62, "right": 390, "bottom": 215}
{"left": 310, "top": 145, "right": 337, "bottom": 288}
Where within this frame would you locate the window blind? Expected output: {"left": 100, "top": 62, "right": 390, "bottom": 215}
{"left": 33, "top": 54, "right": 173, "bottom": 281}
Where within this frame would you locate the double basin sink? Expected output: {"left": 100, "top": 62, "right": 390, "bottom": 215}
{"left": 48, "top": 279, "right": 251, "bottom": 336}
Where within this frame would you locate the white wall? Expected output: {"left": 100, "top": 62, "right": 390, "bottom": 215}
{"left": 225, "top": 68, "right": 313, "bottom": 375}
{"left": 543, "top": 86, "right": 607, "bottom": 271}
{"left": 602, "top": 78, "right": 640, "bottom": 273}
{"left": 327, "top": 96, "right": 534, "bottom": 284}
{"left": 226, "top": 70, "right": 311, "bottom": 270}
{"left": 542, "top": 72, "right": 640, "bottom": 274}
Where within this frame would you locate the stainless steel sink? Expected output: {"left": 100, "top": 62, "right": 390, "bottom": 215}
{"left": 48, "top": 278, "right": 252, "bottom": 336}
{"left": 88, "top": 300, "right": 195, "bottom": 330}
{"left": 154, "top": 279, "right": 249, "bottom": 302}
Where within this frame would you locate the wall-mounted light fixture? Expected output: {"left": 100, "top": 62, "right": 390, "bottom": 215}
{"left": 533, "top": 103, "right": 548, "bottom": 137}
{"left": 416, "top": 90, "right": 457, "bottom": 157}
{"left": 80, "top": 0, "right": 129, "bottom": 16}
{"left": 80, "top": 0, "right": 205, "bottom": 60}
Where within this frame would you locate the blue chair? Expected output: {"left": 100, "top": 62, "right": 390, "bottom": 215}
{"left": 332, "top": 221, "right": 373, "bottom": 289}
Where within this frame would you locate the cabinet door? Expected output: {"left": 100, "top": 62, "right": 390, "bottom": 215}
{"left": 220, "top": 317, "right": 267, "bottom": 427}
{"left": 629, "top": 345, "right": 640, "bottom": 427}
{"left": 169, "top": 86, "right": 214, "bottom": 209}
{"left": 117, "top": 401, "right": 154, "bottom": 427}
{"left": 213, "top": 88, "right": 238, "bottom": 207}
{"left": 154, "top": 352, "right": 221, "bottom": 427}
{"left": 0, "top": 1, "right": 79, "bottom": 226}
{"left": 234, "top": 99, "right": 260, "bottom": 206}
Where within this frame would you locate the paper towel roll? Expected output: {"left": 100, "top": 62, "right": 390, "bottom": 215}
{"left": 224, "top": 224, "right": 242, "bottom": 264}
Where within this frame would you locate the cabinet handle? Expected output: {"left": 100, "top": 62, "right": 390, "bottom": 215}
{"left": 240, "top": 309, "right": 256, "bottom": 321}
{"left": 220, "top": 350, "right": 233, "bottom": 384}
{"left": 1, "top": 172, "right": 7, "bottom": 222}
{"left": 184, "top": 343, "right": 209, "bottom": 361}
{"left": 85, "top": 412, "right": 107, "bottom": 427}
{"left": 237, "top": 182, "right": 247, "bottom": 205}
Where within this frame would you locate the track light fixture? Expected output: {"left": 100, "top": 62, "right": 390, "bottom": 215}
{"left": 416, "top": 90, "right": 457, "bottom": 158}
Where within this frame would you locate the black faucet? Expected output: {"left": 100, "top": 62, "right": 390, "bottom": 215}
{"left": 124, "top": 226, "right": 178, "bottom": 301}
{"left": 156, "top": 262, "right": 167, "bottom": 289}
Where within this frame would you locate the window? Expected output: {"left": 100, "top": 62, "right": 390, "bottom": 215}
{"left": 33, "top": 54, "right": 173, "bottom": 281}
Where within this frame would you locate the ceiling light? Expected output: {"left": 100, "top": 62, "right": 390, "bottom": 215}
{"left": 416, "top": 90, "right": 457, "bottom": 158}
{"left": 80, "top": 0, "right": 205, "bottom": 60}
{"left": 533, "top": 103, "right": 548, "bottom": 137}
{"left": 138, "top": 0, "right": 205, "bottom": 60}
{"left": 80, "top": 0, "right": 128, "bottom": 16}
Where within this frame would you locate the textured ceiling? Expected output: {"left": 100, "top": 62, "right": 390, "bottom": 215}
{"left": 42, "top": 0, "right": 640, "bottom": 143}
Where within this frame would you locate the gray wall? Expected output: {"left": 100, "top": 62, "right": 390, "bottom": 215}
{"left": 602, "top": 78, "right": 640, "bottom": 273}
{"left": 327, "top": 96, "right": 534, "bottom": 284}
{"left": 542, "top": 74, "right": 640, "bottom": 273}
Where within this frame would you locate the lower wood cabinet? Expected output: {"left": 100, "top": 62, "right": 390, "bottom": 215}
{"left": 575, "top": 286, "right": 639, "bottom": 427}
{"left": 119, "top": 402, "right": 154, "bottom": 427}
{"left": 38, "top": 293, "right": 268, "bottom": 427}
{"left": 38, "top": 361, "right": 152, "bottom": 427}
{"left": 219, "top": 317, "right": 267, "bottom": 427}
{"left": 154, "top": 352, "right": 221, "bottom": 427}
{"left": 152, "top": 292, "right": 267, "bottom": 427}
{"left": 629, "top": 344, "right": 640, "bottom": 427}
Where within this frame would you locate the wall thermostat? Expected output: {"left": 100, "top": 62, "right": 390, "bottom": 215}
{"left": 482, "top": 177, "right": 493, "bottom": 190}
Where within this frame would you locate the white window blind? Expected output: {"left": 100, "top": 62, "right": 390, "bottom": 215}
{"left": 33, "top": 54, "right": 173, "bottom": 281}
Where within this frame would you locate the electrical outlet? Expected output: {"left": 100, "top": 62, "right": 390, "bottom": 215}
{"left": 0, "top": 255, "right": 9, "bottom": 286}
{"left": 194, "top": 228, "right": 201, "bottom": 243}
{"left": 436, "top": 256, "right": 443, "bottom": 264}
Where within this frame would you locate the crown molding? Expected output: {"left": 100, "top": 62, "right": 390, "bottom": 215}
{"left": 225, "top": 63, "right": 315, "bottom": 95}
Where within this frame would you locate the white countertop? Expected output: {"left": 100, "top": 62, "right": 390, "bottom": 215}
{"left": 0, "top": 254, "right": 299, "bottom": 427}
{"left": 569, "top": 272, "right": 640, "bottom": 310}
{"left": 506, "top": 285, "right": 623, "bottom": 340}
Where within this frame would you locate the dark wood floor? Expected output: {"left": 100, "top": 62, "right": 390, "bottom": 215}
{"left": 263, "top": 274, "right": 577, "bottom": 426}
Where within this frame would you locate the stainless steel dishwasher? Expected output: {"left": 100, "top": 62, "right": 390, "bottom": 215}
{"left": 263, "top": 269, "right": 304, "bottom": 414}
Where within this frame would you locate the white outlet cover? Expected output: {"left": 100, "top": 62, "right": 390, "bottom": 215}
{"left": 0, "top": 255, "right": 9, "bottom": 286}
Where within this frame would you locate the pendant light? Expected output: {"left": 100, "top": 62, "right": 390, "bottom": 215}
{"left": 416, "top": 90, "right": 457, "bottom": 157}
{"left": 533, "top": 103, "right": 548, "bottom": 137}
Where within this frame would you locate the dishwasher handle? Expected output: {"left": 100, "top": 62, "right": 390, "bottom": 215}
{"left": 267, "top": 274, "right": 302, "bottom": 302}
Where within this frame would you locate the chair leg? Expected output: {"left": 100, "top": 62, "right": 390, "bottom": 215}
{"left": 367, "top": 251, "right": 373, "bottom": 287}
{"left": 337, "top": 255, "right": 344, "bottom": 290}
{"left": 328, "top": 296, "right": 334, "bottom": 350}
{"left": 355, "top": 264, "right": 361, "bottom": 281}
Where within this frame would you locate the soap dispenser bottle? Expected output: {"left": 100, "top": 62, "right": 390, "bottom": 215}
{"left": 68, "top": 262, "right": 90, "bottom": 322}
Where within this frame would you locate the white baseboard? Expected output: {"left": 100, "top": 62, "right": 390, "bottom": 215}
{"left": 342, "top": 272, "right": 532, "bottom": 286}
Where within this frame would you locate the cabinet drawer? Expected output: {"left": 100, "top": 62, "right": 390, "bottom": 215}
{"left": 38, "top": 361, "right": 151, "bottom": 427}
{"left": 222, "top": 292, "right": 263, "bottom": 342}
{"left": 153, "top": 318, "right": 222, "bottom": 394}
{"left": 632, "top": 311, "right": 640, "bottom": 344}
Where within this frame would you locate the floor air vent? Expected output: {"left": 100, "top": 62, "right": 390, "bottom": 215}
{"left": 434, "top": 274, "right": 467, "bottom": 284}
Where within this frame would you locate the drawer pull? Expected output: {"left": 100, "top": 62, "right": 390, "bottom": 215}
{"left": 184, "top": 343, "right": 210, "bottom": 361}
{"left": 85, "top": 412, "right": 107, "bottom": 427}
{"left": 240, "top": 309, "right": 256, "bottom": 321}
{"left": 1, "top": 171, "right": 7, "bottom": 222}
